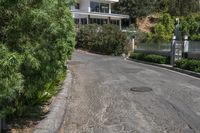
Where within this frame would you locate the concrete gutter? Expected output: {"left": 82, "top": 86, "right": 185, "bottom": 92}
{"left": 33, "top": 70, "right": 73, "bottom": 133}
{"left": 128, "top": 58, "right": 200, "bottom": 78}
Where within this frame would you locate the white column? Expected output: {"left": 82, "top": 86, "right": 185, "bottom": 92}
{"left": 132, "top": 38, "right": 135, "bottom": 51}
{"left": 88, "top": 1, "right": 91, "bottom": 12}
{"left": 119, "top": 19, "right": 122, "bottom": 30}
{"left": 79, "top": 18, "right": 81, "bottom": 24}
{"left": 108, "top": 17, "right": 111, "bottom": 24}
{"left": 109, "top": 3, "right": 111, "bottom": 14}
{"left": 87, "top": 15, "right": 90, "bottom": 24}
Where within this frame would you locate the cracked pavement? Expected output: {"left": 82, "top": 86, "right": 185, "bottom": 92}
{"left": 63, "top": 51, "right": 200, "bottom": 133}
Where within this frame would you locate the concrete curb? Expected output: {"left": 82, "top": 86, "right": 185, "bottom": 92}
{"left": 128, "top": 58, "right": 200, "bottom": 78}
{"left": 33, "top": 70, "right": 73, "bottom": 133}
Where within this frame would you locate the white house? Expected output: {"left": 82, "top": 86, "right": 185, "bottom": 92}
{"left": 70, "top": 0, "right": 129, "bottom": 29}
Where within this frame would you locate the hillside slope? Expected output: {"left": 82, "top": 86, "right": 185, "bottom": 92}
{"left": 136, "top": 14, "right": 159, "bottom": 33}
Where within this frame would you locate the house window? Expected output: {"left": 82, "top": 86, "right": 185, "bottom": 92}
{"left": 100, "top": 3, "right": 109, "bottom": 13}
{"left": 91, "top": 2, "right": 109, "bottom": 13}
{"left": 75, "top": 3, "right": 80, "bottom": 10}
{"left": 89, "top": 18, "right": 108, "bottom": 25}
{"left": 91, "top": 2, "right": 100, "bottom": 12}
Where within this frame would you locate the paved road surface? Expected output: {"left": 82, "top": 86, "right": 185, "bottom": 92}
{"left": 63, "top": 51, "right": 200, "bottom": 133}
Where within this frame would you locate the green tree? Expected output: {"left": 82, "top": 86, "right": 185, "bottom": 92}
{"left": 113, "top": 0, "right": 157, "bottom": 22}
{"left": 147, "top": 13, "right": 174, "bottom": 42}
{"left": 156, "top": 0, "right": 200, "bottom": 16}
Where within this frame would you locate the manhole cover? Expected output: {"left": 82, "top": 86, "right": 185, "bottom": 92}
{"left": 130, "top": 87, "right": 153, "bottom": 92}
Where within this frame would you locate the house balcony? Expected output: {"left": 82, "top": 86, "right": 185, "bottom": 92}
{"left": 71, "top": 11, "right": 129, "bottom": 29}
{"left": 70, "top": 0, "right": 129, "bottom": 29}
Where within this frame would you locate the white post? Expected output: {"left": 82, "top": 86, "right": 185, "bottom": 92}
{"left": 79, "top": 18, "right": 81, "bottom": 24}
{"left": 132, "top": 38, "right": 135, "bottom": 51}
{"left": 87, "top": 15, "right": 90, "bottom": 24}
{"left": 88, "top": 1, "right": 91, "bottom": 12}
{"left": 184, "top": 35, "right": 189, "bottom": 53}
{"left": 171, "top": 36, "right": 176, "bottom": 66}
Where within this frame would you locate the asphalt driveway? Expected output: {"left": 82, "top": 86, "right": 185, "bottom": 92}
{"left": 63, "top": 50, "right": 200, "bottom": 133}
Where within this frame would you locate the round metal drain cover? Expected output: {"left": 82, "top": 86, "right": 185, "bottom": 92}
{"left": 130, "top": 87, "right": 153, "bottom": 92}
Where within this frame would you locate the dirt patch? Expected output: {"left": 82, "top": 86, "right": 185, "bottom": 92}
{"left": 7, "top": 119, "right": 40, "bottom": 133}
{"left": 137, "top": 14, "right": 159, "bottom": 33}
{"left": 6, "top": 103, "right": 51, "bottom": 133}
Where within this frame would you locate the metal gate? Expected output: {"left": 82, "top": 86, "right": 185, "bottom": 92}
{"left": 171, "top": 41, "right": 184, "bottom": 66}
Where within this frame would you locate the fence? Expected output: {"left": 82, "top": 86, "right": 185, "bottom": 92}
{"left": 188, "top": 41, "right": 200, "bottom": 59}
{"left": 136, "top": 42, "right": 171, "bottom": 51}
{"left": 189, "top": 41, "right": 200, "bottom": 52}
{"left": 135, "top": 41, "right": 200, "bottom": 60}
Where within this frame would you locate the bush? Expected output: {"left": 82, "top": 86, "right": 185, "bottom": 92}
{"left": 0, "top": 44, "right": 23, "bottom": 117}
{"left": 176, "top": 59, "right": 200, "bottom": 73}
{"left": 0, "top": 0, "right": 75, "bottom": 118}
{"left": 77, "top": 24, "right": 98, "bottom": 50}
{"left": 144, "top": 54, "right": 166, "bottom": 64}
{"left": 130, "top": 52, "right": 167, "bottom": 64}
{"left": 77, "top": 24, "right": 128, "bottom": 55}
{"left": 130, "top": 52, "right": 145, "bottom": 60}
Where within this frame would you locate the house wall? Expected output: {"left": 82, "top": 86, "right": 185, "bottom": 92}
{"left": 79, "top": 0, "right": 90, "bottom": 12}
{"left": 71, "top": 0, "right": 128, "bottom": 29}
{"left": 77, "top": 0, "right": 118, "bottom": 13}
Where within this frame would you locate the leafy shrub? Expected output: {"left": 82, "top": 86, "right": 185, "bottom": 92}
{"left": 77, "top": 24, "right": 98, "bottom": 50}
{"left": 0, "top": 0, "right": 75, "bottom": 118}
{"left": 77, "top": 24, "right": 128, "bottom": 55}
{"left": 175, "top": 59, "right": 187, "bottom": 68}
{"left": 176, "top": 59, "right": 200, "bottom": 73}
{"left": 130, "top": 52, "right": 167, "bottom": 64}
{"left": 144, "top": 54, "right": 166, "bottom": 64}
{"left": 130, "top": 52, "right": 145, "bottom": 60}
{"left": 0, "top": 44, "right": 23, "bottom": 118}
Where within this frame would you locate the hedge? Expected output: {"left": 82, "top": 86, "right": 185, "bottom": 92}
{"left": 77, "top": 24, "right": 128, "bottom": 55}
{"left": 130, "top": 52, "right": 167, "bottom": 64}
{"left": 176, "top": 59, "right": 200, "bottom": 73}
